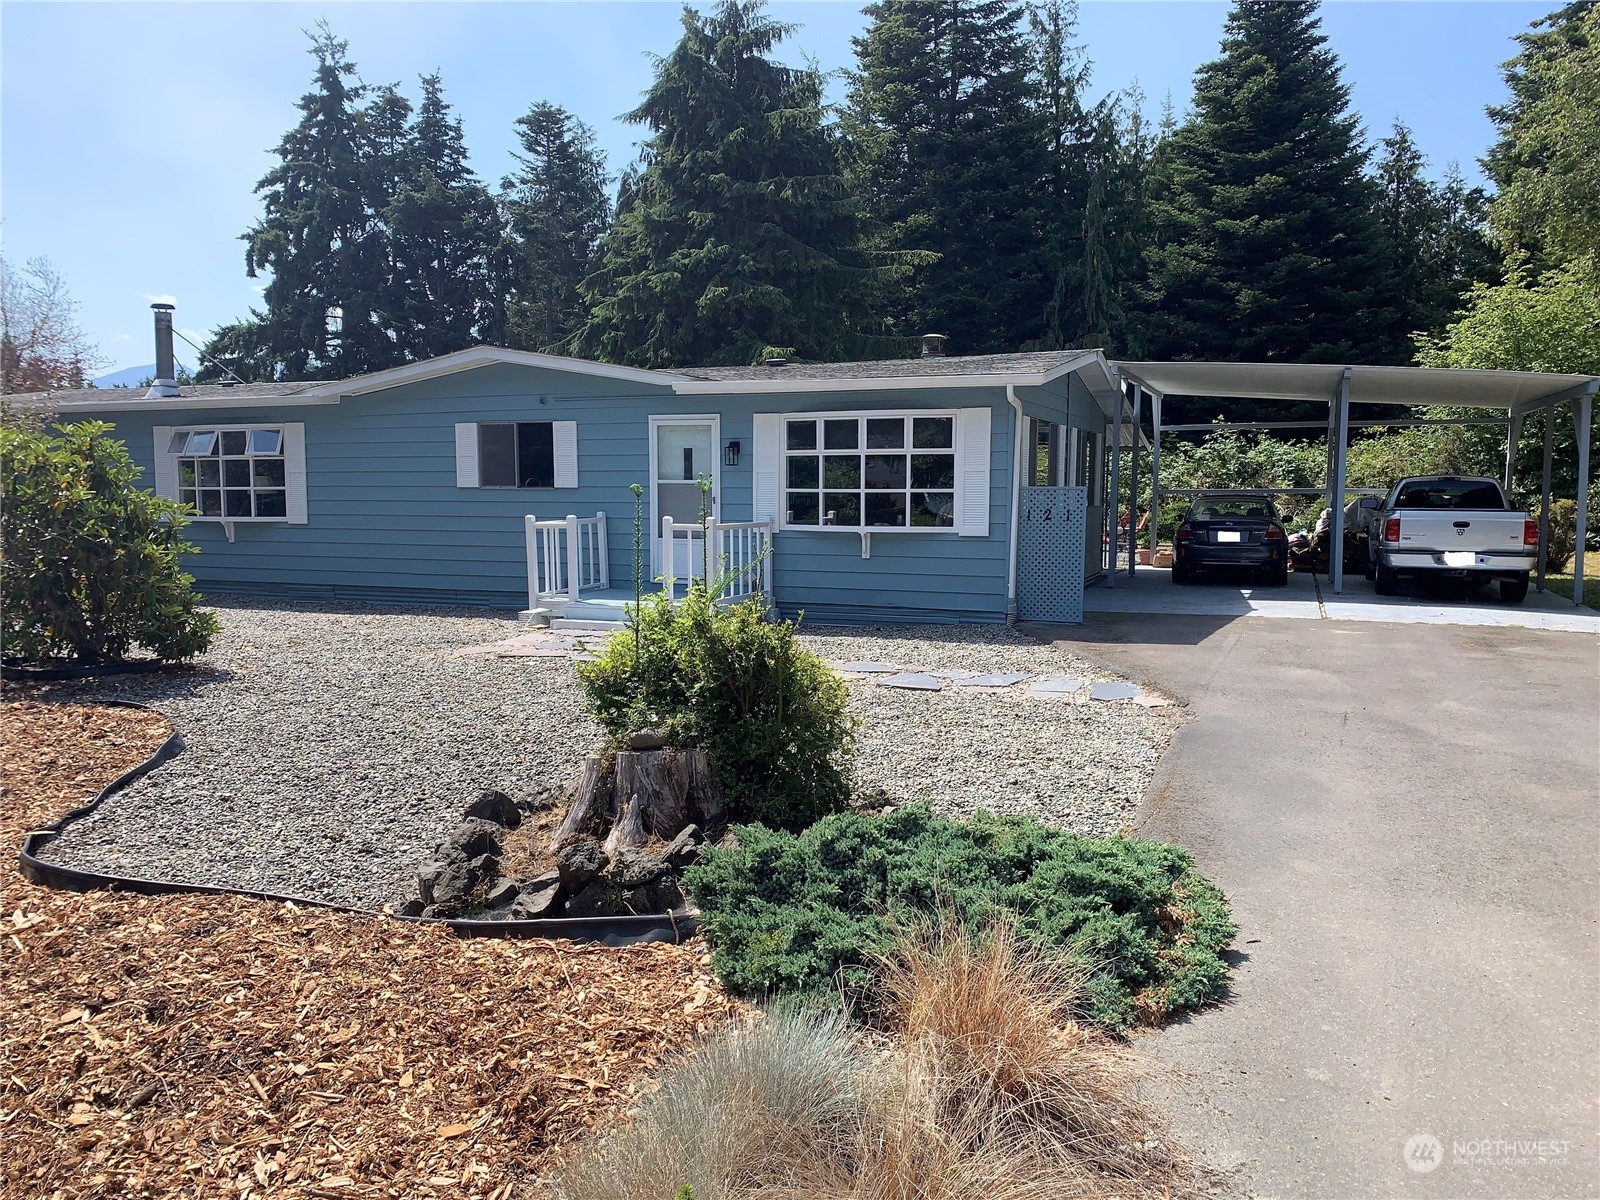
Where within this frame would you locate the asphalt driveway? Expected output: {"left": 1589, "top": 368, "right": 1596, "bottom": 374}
{"left": 1030, "top": 614, "right": 1600, "bottom": 1199}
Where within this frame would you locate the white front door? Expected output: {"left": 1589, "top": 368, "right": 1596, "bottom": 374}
{"left": 650, "top": 416, "right": 720, "bottom": 581}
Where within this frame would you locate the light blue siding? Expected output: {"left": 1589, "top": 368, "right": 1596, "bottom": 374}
{"left": 96, "top": 363, "right": 1049, "bottom": 622}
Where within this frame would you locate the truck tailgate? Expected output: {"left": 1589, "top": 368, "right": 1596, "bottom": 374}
{"left": 1393, "top": 510, "right": 1527, "bottom": 555}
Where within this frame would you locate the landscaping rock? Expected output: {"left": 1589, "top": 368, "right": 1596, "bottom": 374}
{"left": 447, "top": 820, "right": 502, "bottom": 861}
{"left": 485, "top": 877, "right": 521, "bottom": 908}
{"left": 662, "top": 824, "right": 701, "bottom": 869}
{"left": 517, "top": 785, "right": 562, "bottom": 815}
{"left": 463, "top": 789, "right": 521, "bottom": 829}
{"left": 394, "top": 898, "right": 425, "bottom": 918}
{"left": 610, "top": 846, "right": 670, "bottom": 889}
{"left": 1089, "top": 681, "right": 1140, "bottom": 702}
{"left": 555, "top": 836, "right": 608, "bottom": 894}
{"left": 624, "top": 728, "right": 669, "bottom": 750}
{"left": 624, "top": 876, "right": 684, "bottom": 913}
{"left": 880, "top": 671, "right": 943, "bottom": 691}
{"left": 415, "top": 860, "right": 446, "bottom": 905}
{"left": 510, "top": 878, "right": 563, "bottom": 919}
{"left": 565, "top": 879, "right": 623, "bottom": 918}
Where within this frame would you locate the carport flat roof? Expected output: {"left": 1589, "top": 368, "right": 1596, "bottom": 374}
{"left": 1113, "top": 360, "right": 1598, "bottom": 410}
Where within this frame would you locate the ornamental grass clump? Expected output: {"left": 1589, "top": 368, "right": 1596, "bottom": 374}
{"left": 684, "top": 804, "right": 1235, "bottom": 1029}
{"left": 553, "top": 922, "right": 1190, "bottom": 1200}
{"left": 0, "top": 420, "right": 218, "bottom": 664}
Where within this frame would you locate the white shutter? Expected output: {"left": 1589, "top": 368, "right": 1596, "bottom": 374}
{"left": 954, "top": 407, "right": 992, "bottom": 537}
{"left": 552, "top": 421, "right": 579, "bottom": 488}
{"left": 751, "top": 413, "right": 781, "bottom": 525}
{"left": 151, "top": 426, "right": 177, "bottom": 499}
{"left": 455, "top": 423, "right": 479, "bottom": 488}
{"left": 284, "top": 422, "right": 308, "bottom": 525}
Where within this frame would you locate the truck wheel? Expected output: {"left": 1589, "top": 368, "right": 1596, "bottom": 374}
{"left": 1499, "top": 573, "right": 1530, "bottom": 604}
{"left": 1374, "top": 558, "right": 1399, "bottom": 596}
{"left": 1364, "top": 548, "right": 1376, "bottom": 581}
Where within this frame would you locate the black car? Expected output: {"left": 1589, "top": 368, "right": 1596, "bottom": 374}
{"left": 1172, "top": 492, "right": 1289, "bottom": 585}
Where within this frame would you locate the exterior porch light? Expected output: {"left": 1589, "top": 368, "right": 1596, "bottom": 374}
{"left": 723, "top": 439, "right": 741, "bottom": 467}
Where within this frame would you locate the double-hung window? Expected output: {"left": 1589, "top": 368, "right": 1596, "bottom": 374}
{"left": 783, "top": 413, "right": 957, "bottom": 529}
{"left": 158, "top": 425, "right": 301, "bottom": 520}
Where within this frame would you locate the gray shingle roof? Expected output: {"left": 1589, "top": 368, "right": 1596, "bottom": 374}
{"left": 670, "top": 350, "right": 1093, "bottom": 382}
{"left": 14, "top": 382, "right": 323, "bottom": 406}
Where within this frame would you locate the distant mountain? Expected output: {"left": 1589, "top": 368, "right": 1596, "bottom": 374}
{"left": 92, "top": 362, "right": 192, "bottom": 390}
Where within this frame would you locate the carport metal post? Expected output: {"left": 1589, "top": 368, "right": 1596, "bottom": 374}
{"left": 1106, "top": 385, "right": 1124, "bottom": 586}
{"left": 1574, "top": 392, "right": 1592, "bottom": 605}
{"left": 1128, "top": 385, "right": 1141, "bottom": 577}
{"left": 1504, "top": 408, "right": 1524, "bottom": 493}
{"left": 1330, "top": 369, "right": 1352, "bottom": 594}
{"left": 1149, "top": 388, "right": 1163, "bottom": 556}
{"left": 1537, "top": 407, "right": 1553, "bottom": 592}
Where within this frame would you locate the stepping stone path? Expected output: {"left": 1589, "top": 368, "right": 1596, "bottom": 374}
{"left": 956, "top": 672, "right": 1034, "bottom": 689}
{"left": 880, "top": 671, "right": 943, "bottom": 690}
{"left": 453, "top": 631, "right": 1171, "bottom": 708}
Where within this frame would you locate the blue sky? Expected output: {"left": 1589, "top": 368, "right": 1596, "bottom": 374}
{"left": 1, "top": 1, "right": 1552, "bottom": 374}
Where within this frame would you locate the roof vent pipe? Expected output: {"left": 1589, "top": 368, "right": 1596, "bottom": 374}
{"left": 146, "top": 303, "right": 180, "bottom": 398}
{"left": 920, "top": 333, "right": 948, "bottom": 358}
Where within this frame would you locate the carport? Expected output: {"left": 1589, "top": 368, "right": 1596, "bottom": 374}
{"left": 1106, "top": 361, "right": 1597, "bottom": 604}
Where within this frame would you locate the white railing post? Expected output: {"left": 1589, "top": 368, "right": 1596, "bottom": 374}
{"left": 565, "top": 515, "right": 580, "bottom": 602}
{"left": 596, "top": 511, "right": 609, "bottom": 589}
{"left": 661, "top": 516, "right": 676, "bottom": 600}
{"left": 704, "top": 516, "right": 717, "bottom": 588}
{"left": 524, "top": 515, "right": 540, "bottom": 608}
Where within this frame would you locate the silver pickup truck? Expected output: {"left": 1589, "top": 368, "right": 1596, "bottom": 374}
{"left": 1359, "top": 475, "right": 1538, "bottom": 603}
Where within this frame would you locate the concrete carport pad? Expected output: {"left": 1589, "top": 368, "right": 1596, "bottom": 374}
{"left": 1025, "top": 613, "right": 1599, "bottom": 1199}
{"left": 1084, "top": 565, "right": 1600, "bottom": 635}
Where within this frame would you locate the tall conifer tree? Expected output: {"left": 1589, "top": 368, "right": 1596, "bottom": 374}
{"left": 385, "top": 74, "right": 502, "bottom": 358}
{"left": 1146, "top": 0, "right": 1388, "bottom": 365}
{"left": 222, "top": 25, "right": 404, "bottom": 380}
{"left": 576, "top": 0, "right": 877, "bottom": 367}
{"left": 502, "top": 104, "right": 611, "bottom": 353}
{"left": 844, "top": 0, "right": 1046, "bottom": 355}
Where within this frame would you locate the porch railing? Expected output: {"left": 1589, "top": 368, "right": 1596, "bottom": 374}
{"left": 660, "top": 517, "right": 773, "bottom": 602}
{"left": 525, "top": 512, "right": 609, "bottom": 604}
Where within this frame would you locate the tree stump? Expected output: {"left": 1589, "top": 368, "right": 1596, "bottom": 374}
{"left": 550, "top": 748, "right": 720, "bottom": 854}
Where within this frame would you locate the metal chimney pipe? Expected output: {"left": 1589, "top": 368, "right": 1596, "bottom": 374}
{"left": 920, "top": 333, "right": 948, "bottom": 358}
{"left": 146, "top": 303, "right": 180, "bottom": 398}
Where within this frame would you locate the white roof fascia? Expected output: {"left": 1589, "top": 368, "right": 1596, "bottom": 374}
{"left": 671, "top": 370, "right": 1090, "bottom": 395}
{"left": 1509, "top": 377, "right": 1600, "bottom": 417}
{"left": 22, "top": 393, "right": 339, "bottom": 413}
{"left": 304, "top": 345, "right": 685, "bottom": 399}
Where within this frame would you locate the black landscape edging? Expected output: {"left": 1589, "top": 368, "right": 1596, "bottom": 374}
{"left": 2, "top": 658, "right": 181, "bottom": 682}
{"left": 15, "top": 700, "right": 696, "bottom": 948}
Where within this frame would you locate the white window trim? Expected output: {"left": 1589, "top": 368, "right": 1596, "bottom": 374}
{"left": 778, "top": 408, "right": 963, "bottom": 534}
{"left": 155, "top": 422, "right": 306, "bottom": 525}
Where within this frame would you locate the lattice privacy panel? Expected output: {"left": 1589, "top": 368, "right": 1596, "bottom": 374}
{"left": 1017, "top": 486, "right": 1088, "bottom": 623}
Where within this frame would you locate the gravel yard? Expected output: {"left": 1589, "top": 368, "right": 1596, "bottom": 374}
{"left": 34, "top": 600, "right": 1178, "bottom": 909}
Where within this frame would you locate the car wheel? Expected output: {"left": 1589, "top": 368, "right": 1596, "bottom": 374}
{"left": 1270, "top": 565, "right": 1289, "bottom": 587}
{"left": 1374, "top": 558, "right": 1399, "bottom": 596}
{"left": 1499, "top": 573, "right": 1530, "bottom": 604}
{"left": 1171, "top": 562, "right": 1189, "bottom": 584}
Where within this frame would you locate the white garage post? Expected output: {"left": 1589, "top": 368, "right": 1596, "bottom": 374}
{"left": 1537, "top": 406, "right": 1554, "bottom": 592}
{"left": 1330, "top": 369, "right": 1352, "bottom": 594}
{"left": 1128, "top": 385, "right": 1142, "bottom": 578}
{"left": 1574, "top": 392, "right": 1592, "bottom": 607}
{"left": 1106, "top": 388, "right": 1124, "bottom": 587}
{"left": 1149, "top": 388, "right": 1163, "bottom": 556}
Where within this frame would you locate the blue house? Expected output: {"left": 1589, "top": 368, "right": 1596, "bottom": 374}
{"left": 31, "top": 332, "right": 1130, "bottom": 625}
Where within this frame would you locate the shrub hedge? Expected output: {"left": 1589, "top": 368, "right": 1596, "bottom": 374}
{"left": 685, "top": 805, "right": 1235, "bottom": 1029}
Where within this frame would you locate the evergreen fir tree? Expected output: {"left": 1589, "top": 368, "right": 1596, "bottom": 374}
{"left": 217, "top": 25, "right": 406, "bottom": 380}
{"left": 501, "top": 103, "right": 611, "bottom": 353}
{"left": 1146, "top": 0, "right": 1389, "bottom": 367}
{"left": 1371, "top": 121, "right": 1496, "bottom": 360}
{"left": 385, "top": 73, "right": 502, "bottom": 358}
{"left": 844, "top": 0, "right": 1046, "bottom": 355}
{"left": 576, "top": 0, "right": 879, "bottom": 367}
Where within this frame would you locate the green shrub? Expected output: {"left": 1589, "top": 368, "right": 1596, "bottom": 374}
{"left": 1542, "top": 499, "right": 1578, "bottom": 573}
{"left": 685, "top": 805, "right": 1235, "bottom": 1029}
{"left": 577, "top": 585, "right": 855, "bottom": 829}
{"left": 0, "top": 420, "right": 219, "bottom": 664}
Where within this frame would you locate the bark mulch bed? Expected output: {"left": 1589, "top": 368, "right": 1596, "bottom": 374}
{"left": 1, "top": 698, "right": 743, "bottom": 1200}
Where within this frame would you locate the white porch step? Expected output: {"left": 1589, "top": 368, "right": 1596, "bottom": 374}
{"left": 550, "top": 617, "right": 627, "bottom": 632}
